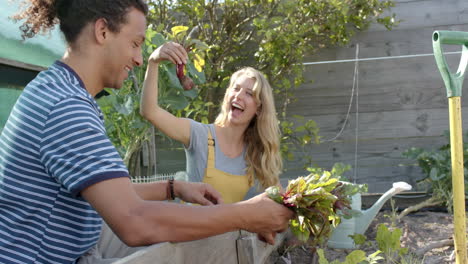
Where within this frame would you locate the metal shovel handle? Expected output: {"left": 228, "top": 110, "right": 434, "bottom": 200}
{"left": 432, "top": 30, "right": 468, "bottom": 97}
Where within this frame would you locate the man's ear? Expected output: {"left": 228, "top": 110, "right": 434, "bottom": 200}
{"left": 94, "top": 18, "right": 109, "bottom": 44}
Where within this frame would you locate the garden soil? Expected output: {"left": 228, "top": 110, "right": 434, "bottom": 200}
{"left": 266, "top": 210, "right": 457, "bottom": 264}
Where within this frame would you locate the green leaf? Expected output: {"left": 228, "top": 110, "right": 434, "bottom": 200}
{"left": 186, "top": 61, "right": 206, "bottom": 84}
{"left": 161, "top": 94, "right": 189, "bottom": 110}
{"left": 343, "top": 250, "right": 366, "bottom": 264}
{"left": 376, "top": 224, "right": 407, "bottom": 257}
{"left": 316, "top": 249, "right": 330, "bottom": 264}
{"left": 429, "top": 167, "right": 440, "bottom": 181}
{"left": 367, "top": 251, "right": 384, "bottom": 264}
{"left": 186, "top": 39, "right": 209, "bottom": 51}
{"left": 290, "top": 218, "right": 310, "bottom": 242}
{"left": 312, "top": 25, "right": 320, "bottom": 34}
{"left": 160, "top": 63, "right": 183, "bottom": 91}
{"left": 151, "top": 33, "right": 167, "bottom": 47}
{"left": 183, "top": 88, "right": 198, "bottom": 99}
{"left": 96, "top": 95, "right": 114, "bottom": 108}
{"left": 114, "top": 96, "right": 133, "bottom": 115}
{"left": 349, "top": 233, "right": 367, "bottom": 246}
{"left": 266, "top": 186, "right": 283, "bottom": 204}
{"left": 171, "top": 26, "right": 189, "bottom": 36}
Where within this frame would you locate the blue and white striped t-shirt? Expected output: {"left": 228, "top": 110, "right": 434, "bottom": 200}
{"left": 0, "top": 61, "right": 130, "bottom": 263}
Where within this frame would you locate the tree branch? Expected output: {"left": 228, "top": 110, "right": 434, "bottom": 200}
{"left": 397, "top": 196, "right": 442, "bottom": 221}
{"left": 415, "top": 239, "right": 453, "bottom": 257}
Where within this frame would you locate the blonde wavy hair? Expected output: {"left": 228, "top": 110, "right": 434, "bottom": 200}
{"left": 214, "top": 67, "right": 282, "bottom": 189}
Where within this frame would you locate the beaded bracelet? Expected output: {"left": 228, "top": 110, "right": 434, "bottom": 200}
{"left": 167, "top": 178, "right": 175, "bottom": 200}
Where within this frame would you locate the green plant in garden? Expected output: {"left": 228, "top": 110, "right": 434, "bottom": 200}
{"left": 308, "top": 163, "right": 367, "bottom": 197}
{"left": 280, "top": 116, "right": 321, "bottom": 165}
{"left": 383, "top": 199, "right": 399, "bottom": 228}
{"left": 322, "top": 223, "right": 416, "bottom": 264}
{"left": 97, "top": 85, "right": 151, "bottom": 165}
{"left": 307, "top": 163, "right": 352, "bottom": 180}
{"left": 266, "top": 166, "right": 367, "bottom": 247}
{"left": 400, "top": 131, "right": 468, "bottom": 216}
{"left": 375, "top": 224, "right": 409, "bottom": 263}
{"left": 317, "top": 248, "right": 383, "bottom": 264}
{"left": 399, "top": 254, "right": 425, "bottom": 264}
{"left": 348, "top": 225, "right": 417, "bottom": 264}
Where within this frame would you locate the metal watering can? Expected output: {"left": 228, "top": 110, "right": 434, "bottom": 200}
{"left": 327, "top": 181, "right": 412, "bottom": 249}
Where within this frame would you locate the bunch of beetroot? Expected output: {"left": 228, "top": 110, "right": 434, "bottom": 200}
{"left": 176, "top": 63, "right": 195, "bottom": 90}
{"left": 266, "top": 171, "right": 366, "bottom": 246}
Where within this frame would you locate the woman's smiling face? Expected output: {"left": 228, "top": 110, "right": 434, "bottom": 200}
{"left": 226, "top": 74, "right": 258, "bottom": 126}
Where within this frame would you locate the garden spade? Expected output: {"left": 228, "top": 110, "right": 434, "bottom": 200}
{"left": 433, "top": 30, "right": 468, "bottom": 264}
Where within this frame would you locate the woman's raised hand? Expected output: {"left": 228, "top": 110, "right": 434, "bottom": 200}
{"left": 149, "top": 41, "right": 188, "bottom": 65}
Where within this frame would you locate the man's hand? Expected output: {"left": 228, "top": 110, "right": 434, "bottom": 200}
{"left": 175, "top": 181, "right": 223, "bottom": 205}
{"left": 239, "top": 193, "right": 294, "bottom": 245}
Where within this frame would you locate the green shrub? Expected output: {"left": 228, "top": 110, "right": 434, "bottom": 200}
{"left": 403, "top": 131, "right": 468, "bottom": 212}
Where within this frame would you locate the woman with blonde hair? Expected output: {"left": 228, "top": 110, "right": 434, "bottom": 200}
{"left": 141, "top": 42, "right": 282, "bottom": 203}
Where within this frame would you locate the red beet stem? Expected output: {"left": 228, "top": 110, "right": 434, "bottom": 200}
{"left": 176, "top": 63, "right": 185, "bottom": 79}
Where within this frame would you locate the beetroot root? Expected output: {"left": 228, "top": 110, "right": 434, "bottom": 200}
{"left": 176, "top": 63, "right": 195, "bottom": 90}
{"left": 180, "top": 75, "right": 195, "bottom": 90}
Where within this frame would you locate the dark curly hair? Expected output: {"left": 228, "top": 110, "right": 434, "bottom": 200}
{"left": 13, "top": 0, "right": 148, "bottom": 43}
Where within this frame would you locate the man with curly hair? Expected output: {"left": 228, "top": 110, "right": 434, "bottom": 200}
{"left": 0, "top": 1, "right": 293, "bottom": 263}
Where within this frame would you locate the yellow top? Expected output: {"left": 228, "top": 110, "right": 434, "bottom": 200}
{"left": 202, "top": 130, "right": 250, "bottom": 204}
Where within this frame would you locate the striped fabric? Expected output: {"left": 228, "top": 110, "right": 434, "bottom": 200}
{"left": 0, "top": 61, "right": 130, "bottom": 263}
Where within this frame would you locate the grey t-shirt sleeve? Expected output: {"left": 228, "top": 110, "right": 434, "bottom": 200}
{"left": 185, "top": 120, "right": 209, "bottom": 183}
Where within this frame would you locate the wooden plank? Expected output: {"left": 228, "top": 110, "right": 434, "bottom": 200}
{"left": 301, "top": 57, "right": 454, "bottom": 92}
{"left": 287, "top": 136, "right": 446, "bottom": 162}
{"left": 281, "top": 137, "right": 446, "bottom": 192}
{"left": 0, "top": 57, "right": 45, "bottom": 72}
{"left": 304, "top": 28, "right": 465, "bottom": 64}
{"left": 373, "top": 0, "right": 468, "bottom": 31}
{"left": 283, "top": 136, "right": 442, "bottom": 164}
{"left": 292, "top": 107, "right": 468, "bottom": 140}
{"left": 287, "top": 85, "right": 450, "bottom": 116}
{"left": 294, "top": 57, "right": 467, "bottom": 116}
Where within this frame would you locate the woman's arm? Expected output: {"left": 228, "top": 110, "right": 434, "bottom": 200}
{"left": 140, "top": 42, "right": 191, "bottom": 146}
